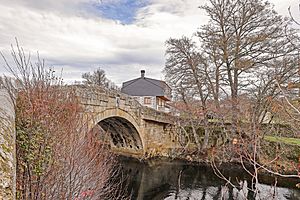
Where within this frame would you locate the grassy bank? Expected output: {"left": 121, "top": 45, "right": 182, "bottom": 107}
{"left": 264, "top": 136, "right": 300, "bottom": 146}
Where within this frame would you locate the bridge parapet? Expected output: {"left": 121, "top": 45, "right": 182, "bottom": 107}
{"left": 141, "top": 107, "right": 175, "bottom": 124}
{"left": 73, "top": 85, "right": 143, "bottom": 128}
{"left": 73, "top": 85, "right": 177, "bottom": 125}
{"left": 74, "top": 85, "right": 140, "bottom": 106}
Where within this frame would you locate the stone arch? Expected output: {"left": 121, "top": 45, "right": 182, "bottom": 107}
{"left": 92, "top": 109, "right": 144, "bottom": 151}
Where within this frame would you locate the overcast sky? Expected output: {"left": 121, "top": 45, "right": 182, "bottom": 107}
{"left": 0, "top": 0, "right": 299, "bottom": 85}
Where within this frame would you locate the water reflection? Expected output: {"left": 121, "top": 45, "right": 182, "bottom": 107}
{"left": 118, "top": 158, "right": 300, "bottom": 200}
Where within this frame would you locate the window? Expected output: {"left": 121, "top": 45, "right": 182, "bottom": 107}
{"left": 144, "top": 97, "right": 152, "bottom": 104}
{"left": 157, "top": 98, "right": 165, "bottom": 106}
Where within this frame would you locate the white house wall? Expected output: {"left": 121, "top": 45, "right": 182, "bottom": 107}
{"left": 134, "top": 96, "right": 156, "bottom": 110}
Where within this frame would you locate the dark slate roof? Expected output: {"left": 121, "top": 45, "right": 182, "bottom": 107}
{"left": 121, "top": 76, "right": 170, "bottom": 97}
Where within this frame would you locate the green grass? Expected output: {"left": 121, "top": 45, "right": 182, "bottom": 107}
{"left": 264, "top": 135, "right": 300, "bottom": 146}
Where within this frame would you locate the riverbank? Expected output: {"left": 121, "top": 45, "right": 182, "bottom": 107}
{"left": 117, "top": 138, "right": 300, "bottom": 189}
{"left": 118, "top": 155, "right": 300, "bottom": 200}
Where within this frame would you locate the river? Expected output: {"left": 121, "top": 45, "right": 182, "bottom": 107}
{"left": 118, "top": 157, "right": 300, "bottom": 200}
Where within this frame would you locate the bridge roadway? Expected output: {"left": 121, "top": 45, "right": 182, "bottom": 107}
{"left": 74, "top": 85, "right": 178, "bottom": 158}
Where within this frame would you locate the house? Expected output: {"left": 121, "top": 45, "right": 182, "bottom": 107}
{"left": 121, "top": 70, "right": 171, "bottom": 112}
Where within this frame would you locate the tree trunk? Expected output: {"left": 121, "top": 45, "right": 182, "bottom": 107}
{"left": 231, "top": 68, "right": 239, "bottom": 134}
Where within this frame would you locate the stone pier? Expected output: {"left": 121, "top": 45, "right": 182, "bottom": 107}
{"left": 0, "top": 88, "right": 16, "bottom": 200}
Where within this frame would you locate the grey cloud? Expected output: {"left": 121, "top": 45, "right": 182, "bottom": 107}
{"left": 0, "top": 0, "right": 94, "bottom": 16}
{"left": 0, "top": 0, "right": 297, "bottom": 84}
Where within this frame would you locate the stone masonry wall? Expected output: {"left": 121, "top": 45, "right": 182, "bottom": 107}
{"left": 0, "top": 89, "right": 16, "bottom": 200}
{"left": 75, "top": 85, "right": 177, "bottom": 158}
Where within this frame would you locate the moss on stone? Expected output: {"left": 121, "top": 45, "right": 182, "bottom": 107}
{"left": 1, "top": 143, "right": 12, "bottom": 154}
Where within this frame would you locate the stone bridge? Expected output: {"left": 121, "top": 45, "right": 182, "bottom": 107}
{"left": 74, "top": 85, "right": 178, "bottom": 158}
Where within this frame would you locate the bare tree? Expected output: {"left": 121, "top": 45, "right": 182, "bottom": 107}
{"left": 165, "top": 36, "right": 212, "bottom": 149}
{"left": 163, "top": 0, "right": 300, "bottom": 197}
{"left": 82, "top": 68, "right": 108, "bottom": 86}
{"left": 1, "top": 41, "right": 125, "bottom": 200}
{"left": 197, "top": 0, "right": 299, "bottom": 133}
{"left": 82, "top": 68, "right": 119, "bottom": 91}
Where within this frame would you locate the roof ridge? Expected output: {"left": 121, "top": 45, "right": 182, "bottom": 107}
{"left": 144, "top": 78, "right": 164, "bottom": 90}
{"left": 145, "top": 77, "right": 166, "bottom": 83}
{"left": 122, "top": 77, "right": 140, "bottom": 89}
{"left": 145, "top": 77, "right": 171, "bottom": 89}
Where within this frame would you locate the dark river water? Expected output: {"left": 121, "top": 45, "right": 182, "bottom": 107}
{"left": 118, "top": 157, "right": 300, "bottom": 200}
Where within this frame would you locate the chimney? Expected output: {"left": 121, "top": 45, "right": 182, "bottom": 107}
{"left": 141, "top": 70, "right": 145, "bottom": 78}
